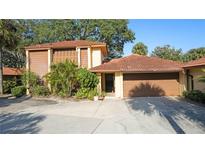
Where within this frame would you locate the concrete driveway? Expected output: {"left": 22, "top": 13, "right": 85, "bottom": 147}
{"left": 0, "top": 96, "right": 205, "bottom": 134}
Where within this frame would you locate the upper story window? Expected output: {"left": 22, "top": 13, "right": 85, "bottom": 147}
{"left": 52, "top": 48, "right": 77, "bottom": 64}
{"left": 80, "top": 48, "right": 88, "bottom": 68}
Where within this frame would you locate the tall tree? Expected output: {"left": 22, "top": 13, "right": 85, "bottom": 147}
{"left": 132, "top": 42, "right": 148, "bottom": 55}
{"left": 183, "top": 47, "right": 205, "bottom": 62}
{"left": 21, "top": 19, "right": 135, "bottom": 58}
{"left": 0, "top": 20, "right": 20, "bottom": 94}
{"left": 151, "top": 45, "right": 183, "bottom": 61}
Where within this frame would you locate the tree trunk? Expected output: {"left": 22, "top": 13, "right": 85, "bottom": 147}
{"left": 0, "top": 50, "right": 3, "bottom": 95}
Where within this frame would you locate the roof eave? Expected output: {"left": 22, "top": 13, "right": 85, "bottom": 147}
{"left": 90, "top": 69, "right": 183, "bottom": 73}
{"left": 183, "top": 64, "right": 205, "bottom": 69}
{"left": 91, "top": 44, "right": 106, "bottom": 47}
{"left": 25, "top": 47, "right": 51, "bottom": 51}
{"left": 122, "top": 69, "right": 183, "bottom": 73}
{"left": 25, "top": 44, "right": 107, "bottom": 52}
{"left": 90, "top": 69, "right": 121, "bottom": 73}
{"left": 91, "top": 44, "right": 108, "bottom": 56}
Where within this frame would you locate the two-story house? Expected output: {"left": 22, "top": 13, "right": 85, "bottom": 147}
{"left": 25, "top": 40, "right": 108, "bottom": 78}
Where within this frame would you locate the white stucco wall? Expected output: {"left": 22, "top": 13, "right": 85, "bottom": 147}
{"left": 26, "top": 50, "right": 29, "bottom": 71}
{"left": 115, "top": 72, "right": 123, "bottom": 98}
{"left": 96, "top": 73, "right": 102, "bottom": 93}
{"left": 92, "top": 48, "right": 102, "bottom": 67}
{"left": 179, "top": 71, "right": 186, "bottom": 95}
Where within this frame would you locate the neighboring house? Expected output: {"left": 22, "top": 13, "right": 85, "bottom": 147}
{"left": 3, "top": 67, "right": 23, "bottom": 80}
{"left": 182, "top": 57, "right": 205, "bottom": 92}
{"left": 25, "top": 40, "right": 108, "bottom": 78}
{"left": 25, "top": 40, "right": 205, "bottom": 98}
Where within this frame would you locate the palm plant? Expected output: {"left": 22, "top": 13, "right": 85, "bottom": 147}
{"left": 132, "top": 42, "right": 148, "bottom": 55}
{"left": 46, "top": 60, "right": 78, "bottom": 97}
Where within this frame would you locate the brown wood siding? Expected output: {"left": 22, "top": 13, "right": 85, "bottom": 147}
{"left": 123, "top": 73, "right": 180, "bottom": 97}
{"left": 53, "top": 48, "right": 78, "bottom": 64}
{"left": 80, "top": 48, "right": 88, "bottom": 68}
{"left": 29, "top": 51, "right": 48, "bottom": 78}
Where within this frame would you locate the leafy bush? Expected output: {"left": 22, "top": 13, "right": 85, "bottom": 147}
{"left": 182, "top": 91, "right": 189, "bottom": 98}
{"left": 75, "top": 88, "right": 97, "bottom": 100}
{"left": 77, "top": 68, "right": 99, "bottom": 90}
{"left": 98, "top": 91, "right": 106, "bottom": 97}
{"left": 46, "top": 60, "right": 78, "bottom": 97}
{"left": 21, "top": 71, "right": 39, "bottom": 88}
{"left": 75, "top": 68, "right": 99, "bottom": 100}
{"left": 3, "top": 80, "right": 17, "bottom": 93}
{"left": 31, "top": 85, "right": 50, "bottom": 96}
{"left": 11, "top": 86, "right": 26, "bottom": 97}
{"left": 183, "top": 90, "right": 205, "bottom": 103}
{"left": 57, "top": 91, "right": 67, "bottom": 98}
{"left": 45, "top": 61, "right": 99, "bottom": 99}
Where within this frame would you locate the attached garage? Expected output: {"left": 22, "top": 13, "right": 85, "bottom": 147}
{"left": 29, "top": 51, "right": 48, "bottom": 78}
{"left": 123, "top": 73, "right": 180, "bottom": 97}
{"left": 90, "top": 54, "right": 184, "bottom": 98}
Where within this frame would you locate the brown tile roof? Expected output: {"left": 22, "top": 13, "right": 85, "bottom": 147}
{"left": 90, "top": 54, "right": 183, "bottom": 73}
{"left": 3, "top": 67, "right": 23, "bottom": 76}
{"left": 25, "top": 40, "right": 106, "bottom": 50}
{"left": 182, "top": 57, "right": 205, "bottom": 68}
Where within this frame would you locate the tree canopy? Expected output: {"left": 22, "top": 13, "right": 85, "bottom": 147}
{"left": 132, "top": 42, "right": 148, "bottom": 55}
{"left": 151, "top": 45, "right": 205, "bottom": 62}
{"left": 0, "top": 20, "right": 21, "bottom": 50}
{"left": 151, "top": 45, "right": 183, "bottom": 61}
{"left": 182, "top": 47, "right": 205, "bottom": 62}
{"left": 19, "top": 19, "right": 135, "bottom": 58}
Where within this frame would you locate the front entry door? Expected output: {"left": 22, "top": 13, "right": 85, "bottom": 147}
{"left": 105, "top": 73, "right": 115, "bottom": 93}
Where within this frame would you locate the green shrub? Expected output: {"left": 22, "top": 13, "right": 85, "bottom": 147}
{"left": 11, "top": 86, "right": 26, "bottom": 97}
{"left": 75, "top": 88, "right": 89, "bottom": 99}
{"left": 98, "top": 91, "right": 106, "bottom": 97}
{"left": 45, "top": 60, "right": 78, "bottom": 97}
{"left": 182, "top": 91, "right": 189, "bottom": 98}
{"left": 57, "top": 91, "right": 67, "bottom": 97}
{"left": 75, "top": 88, "right": 97, "bottom": 100}
{"left": 87, "top": 89, "right": 98, "bottom": 100}
{"left": 21, "top": 71, "right": 39, "bottom": 88}
{"left": 44, "top": 61, "right": 99, "bottom": 99}
{"left": 31, "top": 85, "right": 50, "bottom": 96}
{"left": 75, "top": 68, "right": 99, "bottom": 100}
{"left": 3, "top": 80, "right": 17, "bottom": 93}
{"left": 77, "top": 68, "right": 99, "bottom": 90}
{"left": 183, "top": 90, "right": 205, "bottom": 103}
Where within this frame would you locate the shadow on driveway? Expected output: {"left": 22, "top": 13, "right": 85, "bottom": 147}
{"left": 0, "top": 95, "right": 31, "bottom": 108}
{"left": 0, "top": 112, "right": 45, "bottom": 134}
{"left": 127, "top": 97, "right": 205, "bottom": 134}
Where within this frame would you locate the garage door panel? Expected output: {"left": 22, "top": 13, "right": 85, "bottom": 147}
{"left": 29, "top": 51, "right": 48, "bottom": 78}
{"left": 123, "top": 73, "right": 179, "bottom": 80}
{"left": 123, "top": 73, "right": 180, "bottom": 97}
